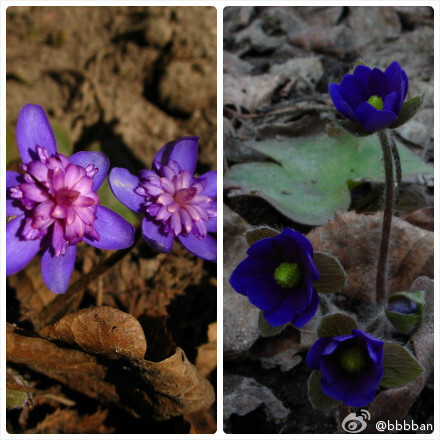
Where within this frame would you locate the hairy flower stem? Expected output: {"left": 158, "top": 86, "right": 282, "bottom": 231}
{"left": 376, "top": 130, "right": 395, "bottom": 305}
{"left": 35, "top": 225, "right": 142, "bottom": 331}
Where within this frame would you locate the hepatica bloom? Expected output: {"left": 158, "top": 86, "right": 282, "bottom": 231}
{"left": 307, "top": 329, "right": 384, "bottom": 406}
{"left": 329, "top": 61, "right": 408, "bottom": 132}
{"left": 229, "top": 228, "right": 319, "bottom": 327}
{"left": 108, "top": 137, "right": 217, "bottom": 261}
{"left": 6, "top": 104, "right": 135, "bottom": 294}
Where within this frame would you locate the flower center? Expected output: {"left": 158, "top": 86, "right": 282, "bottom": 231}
{"left": 339, "top": 347, "right": 365, "bottom": 374}
{"left": 367, "top": 95, "right": 384, "bottom": 110}
{"left": 135, "top": 159, "right": 216, "bottom": 239}
{"left": 10, "top": 146, "right": 100, "bottom": 257}
{"left": 274, "top": 262, "right": 301, "bottom": 288}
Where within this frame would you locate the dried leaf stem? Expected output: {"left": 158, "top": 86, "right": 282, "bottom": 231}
{"left": 376, "top": 130, "right": 397, "bottom": 305}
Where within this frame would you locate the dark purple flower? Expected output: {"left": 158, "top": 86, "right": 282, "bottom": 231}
{"left": 329, "top": 61, "right": 408, "bottom": 132}
{"left": 306, "top": 329, "right": 384, "bottom": 407}
{"left": 108, "top": 137, "right": 217, "bottom": 261}
{"left": 229, "top": 228, "right": 319, "bottom": 327}
{"left": 6, "top": 104, "right": 135, "bottom": 294}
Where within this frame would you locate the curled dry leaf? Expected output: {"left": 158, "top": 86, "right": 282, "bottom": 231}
{"left": 40, "top": 306, "right": 147, "bottom": 360}
{"left": 307, "top": 212, "right": 433, "bottom": 302}
{"left": 195, "top": 322, "right": 217, "bottom": 377}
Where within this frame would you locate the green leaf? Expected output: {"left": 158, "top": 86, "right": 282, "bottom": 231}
{"left": 317, "top": 313, "right": 358, "bottom": 338}
{"left": 381, "top": 342, "right": 425, "bottom": 388}
{"left": 225, "top": 133, "right": 433, "bottom": 225}
{"left": 390, "top": 94, "right": 425, "bottom": 128}
{"left": 313, "top": 252, "right": 346, "bottom": 294}
{"left": 330, "top": 117, "right": 372, "bottom": 137}
{"left": 245, "top": 226, "right": 279, "bottom": 246}
{"left": 258, "top": 311, "right": 287, "bottom": 337}
{"left": 308, "top": 370, "right": 338, "bottom": 410}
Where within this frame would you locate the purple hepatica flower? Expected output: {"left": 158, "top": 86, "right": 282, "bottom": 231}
{"left": 6, "top": 104, "right": 135, "bottom": 294}
{"left": 307, "top": 329, "right": 384, "bottom": 407}
{"left": 329, "top": 61, "right": 408, "bottom": 132}
{"left": 229, "top": 228, "right": 319, "bottom": 327}
{"left": 108, "top": 137, "right": 217, "bottom": 261}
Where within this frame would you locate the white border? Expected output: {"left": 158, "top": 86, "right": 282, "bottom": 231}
{"left": 1, "top": 1, "right": 438, "bottom": 439}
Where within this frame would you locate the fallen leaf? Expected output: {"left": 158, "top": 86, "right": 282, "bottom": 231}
{"left": 403, "top": 206, "right": 434, "bottom": 231}
{"left": 40, "top": 306, "right": 147, "bottom": 360}
{"left": 307, "top": 212, "right": 433, "bottom": 302}
{"left": 195, "top": 322, "right": 217, "bottom": 377}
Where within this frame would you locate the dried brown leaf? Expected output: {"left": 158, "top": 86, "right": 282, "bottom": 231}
{"left": 195, "top": 322, "right": 217, "bottom": 377}
{"left": 403, "top": 206, "right": 434, "bottom": 231}
{"left": 40, "top": 306, "right": 147, "bottom": 359}
{"left": 307, "top": 212, "right": 433, "bottom": 302}
{"left": 29, "top": 408, "right": 114, "bottom": 434}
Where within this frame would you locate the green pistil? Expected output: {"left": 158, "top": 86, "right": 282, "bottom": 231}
{"left": 339, "top": 348, "right": 365, "bottom": 374}
{"left": 274, "top": 262, "right": 301, "bottom": 289}
{"left": 367, "top": 95, "right": 384, "bottom": 110}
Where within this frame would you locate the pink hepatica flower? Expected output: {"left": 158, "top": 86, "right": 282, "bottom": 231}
{"left": 6, "top": 104, "right": 135, "bottom": 293}
{"left": 109, "top": 137, "right": 217, "bottom": 261}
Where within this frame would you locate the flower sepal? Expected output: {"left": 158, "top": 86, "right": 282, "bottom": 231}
{"left": 245, "top": 226, "right": 278, "bottom": 246}
{"left": 389, "top": 93, "right": 425, "bottom": 129}
{"left": 258, "top": 311, "right": 287, "bottom": 337}
{"left": 308, "top": 370, "right": 338, "bottom": 410}
{"left": 380, "top": 341, "right": 425, "bottom": 388}
{"left": 330, "top": 117, "right": 372, "bottom": 137}
{"left": 313, "top": 252, "right": 346, "bottom": 294}
{"left": 385, "top": 290, "right": 425, "bottom": 335}
{"left": 317, "top": 312, "right": 358, "bottom": 338}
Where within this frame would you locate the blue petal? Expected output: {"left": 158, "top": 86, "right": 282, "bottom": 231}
{"left": 154, "top": 137, "right": 199, "bottom": 174}
{"left": 108, "top": 167, "right": 145, "bottom": 213}
{"left": 321, "top": 374, "right": 352, "bottom": 402}
{"left": 179, "top": 233, "right": 217, "bottom": 262}
{"left": 291, "top": 288, "right": 320, "bottom": 328}
{"left": 247, "top": 236, "right": 279, "bottom": 259}
{"left": 6, "top": 216, "right": 41, "bottom": 275}
{"left": 206, "top": 201, "right": 217, "bottom": 233}
{"left": 354, "top": 102, "right": 397, "bottom": 132}
{"left": 41, "top": 245, "right": 76, "bottom": 294}
{"left": 329, "top": 84, "right": 357, "bottom": 121}
{"left": 383, "top": 91, "right": 399, "bottom": 115}
{"left": 69, "top": 151, "right": 110, "bottom": 191}
{"left": 141, "top": 217, "right": 174, "bottom": 253}
{"left": 229, "top": 255, "right": 274, "bottom": 295}
{"left": 16, "top": 104, "right": 57, "bottom": 164}
{"left": 84, "top": 205, "right": 134, "bottom": 249}
{"left": 367, "top": 68, "right": 389, "bottom": 97}
{"left": 200, "top": 170, "right": 217, "bottom": 198}
{"left": 306, "top": 337, "right": 331, "bottom": 370}
{"left": 339, "top": 74, "right": 366, "bottom": 108}
{"left": 385, "top": 61, "right": 406, "bottom": 102}
{"left": 352, "top": 65, "right": 371, "bottom": 86}
{"left": 6, "top": 171, "right": 25, "bottom": 216}
{"left": 278, "top": 228, "right": 313, "bottom": 257}
{"left": 247, "top": 276, "right": 285, "bottom": 311}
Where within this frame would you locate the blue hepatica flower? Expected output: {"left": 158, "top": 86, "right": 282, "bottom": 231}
{"left": 108, "top": 137, "right": 217, "bottom": 261}
{"left": 329, "top": 61, "right": 408, "bottom": 132}
{"left": 229, "top": 228, "right": 319, "bottom": 327}
{"left": 307, "top": 329, "right": 384, "bottom": 407}
{"left": 6, "top": 104, "right": 135, "bottom": 294}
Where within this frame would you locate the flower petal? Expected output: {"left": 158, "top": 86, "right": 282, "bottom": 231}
{"left": 41, "top": 245, "right": 76, "bottom": 294}
{"left": 83, "top": 205, "right": 134, "bottom": 249}
{"left": 206, "top": 201, "right": 217, "bottom": 233}
{"left": 338, "top": 74, "right": 366, "bottom": 109}
{"left": 263, "top": 290, "right": 300, "bottom": 327}
{"left": 142, "top": 217, "right": 174, "bottom": 253}
{"left": 247, "top": 276, "right": 285, "bottom": 311}
{"left": 16, "top": 104, "right": 57, "bottom": 164}
{"left": 306, "top": 337, "right": 331, "bottom": 370}
{"left": 6, "top": 216, "right": 41, "bottom": 275}
{"left": 328, "top": 84, "right": 357, "bottom": 121}
{"left": 385, "top": 61, "right": 403, "bottom": 94}
{"left": 355, "top": 102, "right": 397, "bottom": 132}
{"left": 352, "top": 64, "right": 371, "bottom": 86}
{"left": 367, "top": 68, "right": 389, "bottom": 97}
{"left": 69, "top": 151, "right": 110, "bottom": 191}
{"left": 199, "top": 170, "right": 217, "bottom": 198}
{"left": 6, "top": 171, "right": 25, "bottom": 216}
{"left": 154, "top": 137, "right": 199, "bottom": 173}
{"left": 178, "top": 233, "right": 217, "bottom": 261}
{"left": 108, "top": 167, "right": 145, "bottom": 213}
{"left": 291, "top": 288, "right": 320, "bottom": 328}
{"left": 229, "top": 255, "right": 274, "bottom": 295}
{"left": 383, "top": 91, "right": 399, "bottom": 115}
